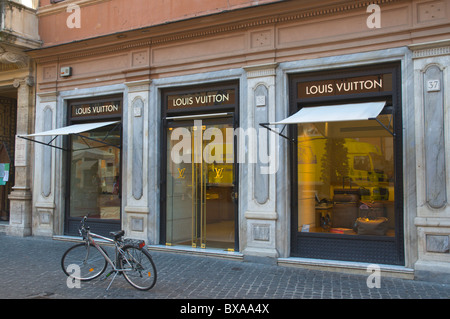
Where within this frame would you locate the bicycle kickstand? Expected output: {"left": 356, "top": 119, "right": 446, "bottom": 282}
{"left": 102, "top": 271, "right": 119, "bottom": 291}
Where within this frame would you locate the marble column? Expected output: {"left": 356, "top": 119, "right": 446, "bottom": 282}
{"left": 242, "top": 63, "right": 279, "bottom": 261}
{"left": 8, "top": 76, "right": 35, "bottom": 236}
{"left": 411, "top": 40, "right": 450, "bottom": 283}
{"left": 33, "top": 91, "right": 58, "bottom": 236}
{"left": 124, "top": 80, "right": 151, "bottom": 241}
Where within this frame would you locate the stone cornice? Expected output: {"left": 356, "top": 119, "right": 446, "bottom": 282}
{"left": 37, "top": 91, "right": 59, "bottom": 102}
{"left": 244, "top": 63, "right": 279, "bottom": 78}
{"left": 409, "top": 39, "right": 450, "bottom": 59}
{"left": 30, "top": 0, "right": 403, "bottom": 63}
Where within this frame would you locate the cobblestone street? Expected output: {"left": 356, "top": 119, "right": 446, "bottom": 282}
{"left": 1, "top": 234, "right": 449, "bottom": 303}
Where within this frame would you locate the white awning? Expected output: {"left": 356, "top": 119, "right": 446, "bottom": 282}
{"left": 17, "top": 121, "right": 121, "bottom": 151}
{"left": 18, "top": 121, "right": 120, "bottom": 137}
{"left": 268, "top": 102, "right": 386, "bottom": 125}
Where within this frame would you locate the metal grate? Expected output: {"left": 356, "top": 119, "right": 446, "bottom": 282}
{"left": 293, "top": 234, "right": 404, "bottom": 265}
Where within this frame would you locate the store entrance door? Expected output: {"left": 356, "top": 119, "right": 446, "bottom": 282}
{"left": 165, "top": 118, "right": 237, "bottom": 250}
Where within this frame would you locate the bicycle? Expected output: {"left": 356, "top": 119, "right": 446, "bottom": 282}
{"left": 61, "top": 216, "right": 157, "bottom": 291}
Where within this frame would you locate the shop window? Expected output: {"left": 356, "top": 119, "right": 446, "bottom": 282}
{"left": 297, "top": 114, "right": 395, "bottom": 236}
{"left": 69, "top": 124, "right": 121, "bottom": 221}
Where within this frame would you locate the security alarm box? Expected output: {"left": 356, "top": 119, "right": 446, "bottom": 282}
{"left": 60, "top": 67, "right": 72, "bottom": 77}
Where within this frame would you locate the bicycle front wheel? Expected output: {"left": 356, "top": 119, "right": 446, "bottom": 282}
{"left": 61, "top": 243, "right": 108, "bottom": 281}
{"left": 120, "top": 245, "right": 157, "bottom": 290}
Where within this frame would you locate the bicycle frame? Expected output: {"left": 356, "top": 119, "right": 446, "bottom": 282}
{"left": 82, "top": 228, "right": 137, "bottom": 290}
{"left": 85, "top": 231, "right": 121, "bottom": 270}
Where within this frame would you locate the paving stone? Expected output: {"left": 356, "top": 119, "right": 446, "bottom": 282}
{"left": 1, "top": 234, "right": 449, "bottom": 302}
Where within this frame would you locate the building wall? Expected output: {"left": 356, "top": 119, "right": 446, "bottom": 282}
{"left": 28, "top": 0, "right": 450, "bottom": 279}
{"left": 37, "top": 0, "right": 284, "bottom": 47}
{"left": 33, "top": 0, "right": 450, "bottom": 90}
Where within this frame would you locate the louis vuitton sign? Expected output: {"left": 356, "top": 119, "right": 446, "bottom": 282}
{"left": 298, "top": 74, "right": 392, "bottom": 99}
{"left": 168, "top": 89, "right": 236, "bottom": 110}
{"left": 71, "top": 100, "right": 122, "bottom": 118}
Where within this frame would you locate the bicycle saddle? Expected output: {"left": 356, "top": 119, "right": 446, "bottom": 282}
{"left": 110, "top": 230, "right": 125, "bottom": 240}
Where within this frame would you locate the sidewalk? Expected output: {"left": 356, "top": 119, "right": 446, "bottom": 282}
{"left": 1, "top": 234, "right": 449, "bottom": 300}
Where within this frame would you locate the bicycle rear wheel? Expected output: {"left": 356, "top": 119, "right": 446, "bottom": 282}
{"left": 120, "top": 245, "right": 157, "bottom": 290}
{"left": 61, "top": 243, "right": 108, "bottom": 281}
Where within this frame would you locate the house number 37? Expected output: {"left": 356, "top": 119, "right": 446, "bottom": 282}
{"left": 427, "top": 80, "right": 440, "bottom": 92}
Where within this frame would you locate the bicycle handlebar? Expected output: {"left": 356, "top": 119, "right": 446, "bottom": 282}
{"left": 78, "top": 215, "right": 90, "bottom": 237}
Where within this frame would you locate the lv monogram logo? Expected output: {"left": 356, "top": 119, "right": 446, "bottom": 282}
{"left": 177, "top": 168, "right": 186, "bottom": 179}
{"left": 213, "top": 168, "right": 224, "bottom": 179}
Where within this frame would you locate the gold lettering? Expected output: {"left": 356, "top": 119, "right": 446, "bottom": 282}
{"left": 178, "top": 168, "right": 186, "bottom": 179}
{"left": 213, "top": 167, "right": 224, "bottom": 179}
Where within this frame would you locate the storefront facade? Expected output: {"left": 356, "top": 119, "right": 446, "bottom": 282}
{"left": 25, "top": 0, "right": 450, "bottom": 281}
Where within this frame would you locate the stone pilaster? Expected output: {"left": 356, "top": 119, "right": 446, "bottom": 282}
{"left": 8, "top": 76, "right": 35, "bottom": 236}
{"left": 123, "top": 80, "right": 151, "bottom": 242}
{"left": 410, "top": 40, "right": 450, "bottom": 283}
{"left": 242, "top": 63, "right": 279, "bottom": 261}
{"left": 33, "top": 91, "right": 58, "bottom": 237}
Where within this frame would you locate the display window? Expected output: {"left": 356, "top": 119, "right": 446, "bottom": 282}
{"left": 289, "top": 63, "right": 404, "bottom": 265}
{"left": 69, "top": 124, "right": 121, "bottom": 221}
{"left": 65, "top": 95, "right": 122, "bottom": 236}
{"left": 297, "top": 116, "right": 395, "bottom": 236}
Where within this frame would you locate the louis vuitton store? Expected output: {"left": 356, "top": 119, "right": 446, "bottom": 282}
{"left": 20, "top": 95, "right": 123, "bottom": 237}
{"left": 25, "top": 47, "right": 450, "bottom": 281}
{"left": 286, "top": 62, "right": 404, "bottom": 265}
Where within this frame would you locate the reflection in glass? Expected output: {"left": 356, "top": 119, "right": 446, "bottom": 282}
{"left": 69, "top": 124, "right": 121, "bottom": 220}
{"left": 297, "top": 114, "right": 395, "bottom": 236}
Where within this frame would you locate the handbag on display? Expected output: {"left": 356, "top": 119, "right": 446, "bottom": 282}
{"left": 354, "top": 217, "right": 388, "bottom": 236}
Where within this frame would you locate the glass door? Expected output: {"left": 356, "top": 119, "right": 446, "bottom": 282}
{"left": 165, "top": 119, "right": 236, "bottom": 250}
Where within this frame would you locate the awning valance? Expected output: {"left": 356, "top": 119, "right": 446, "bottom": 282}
{"left": 18, "top": 121, "right": 121, "bottom": 151}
